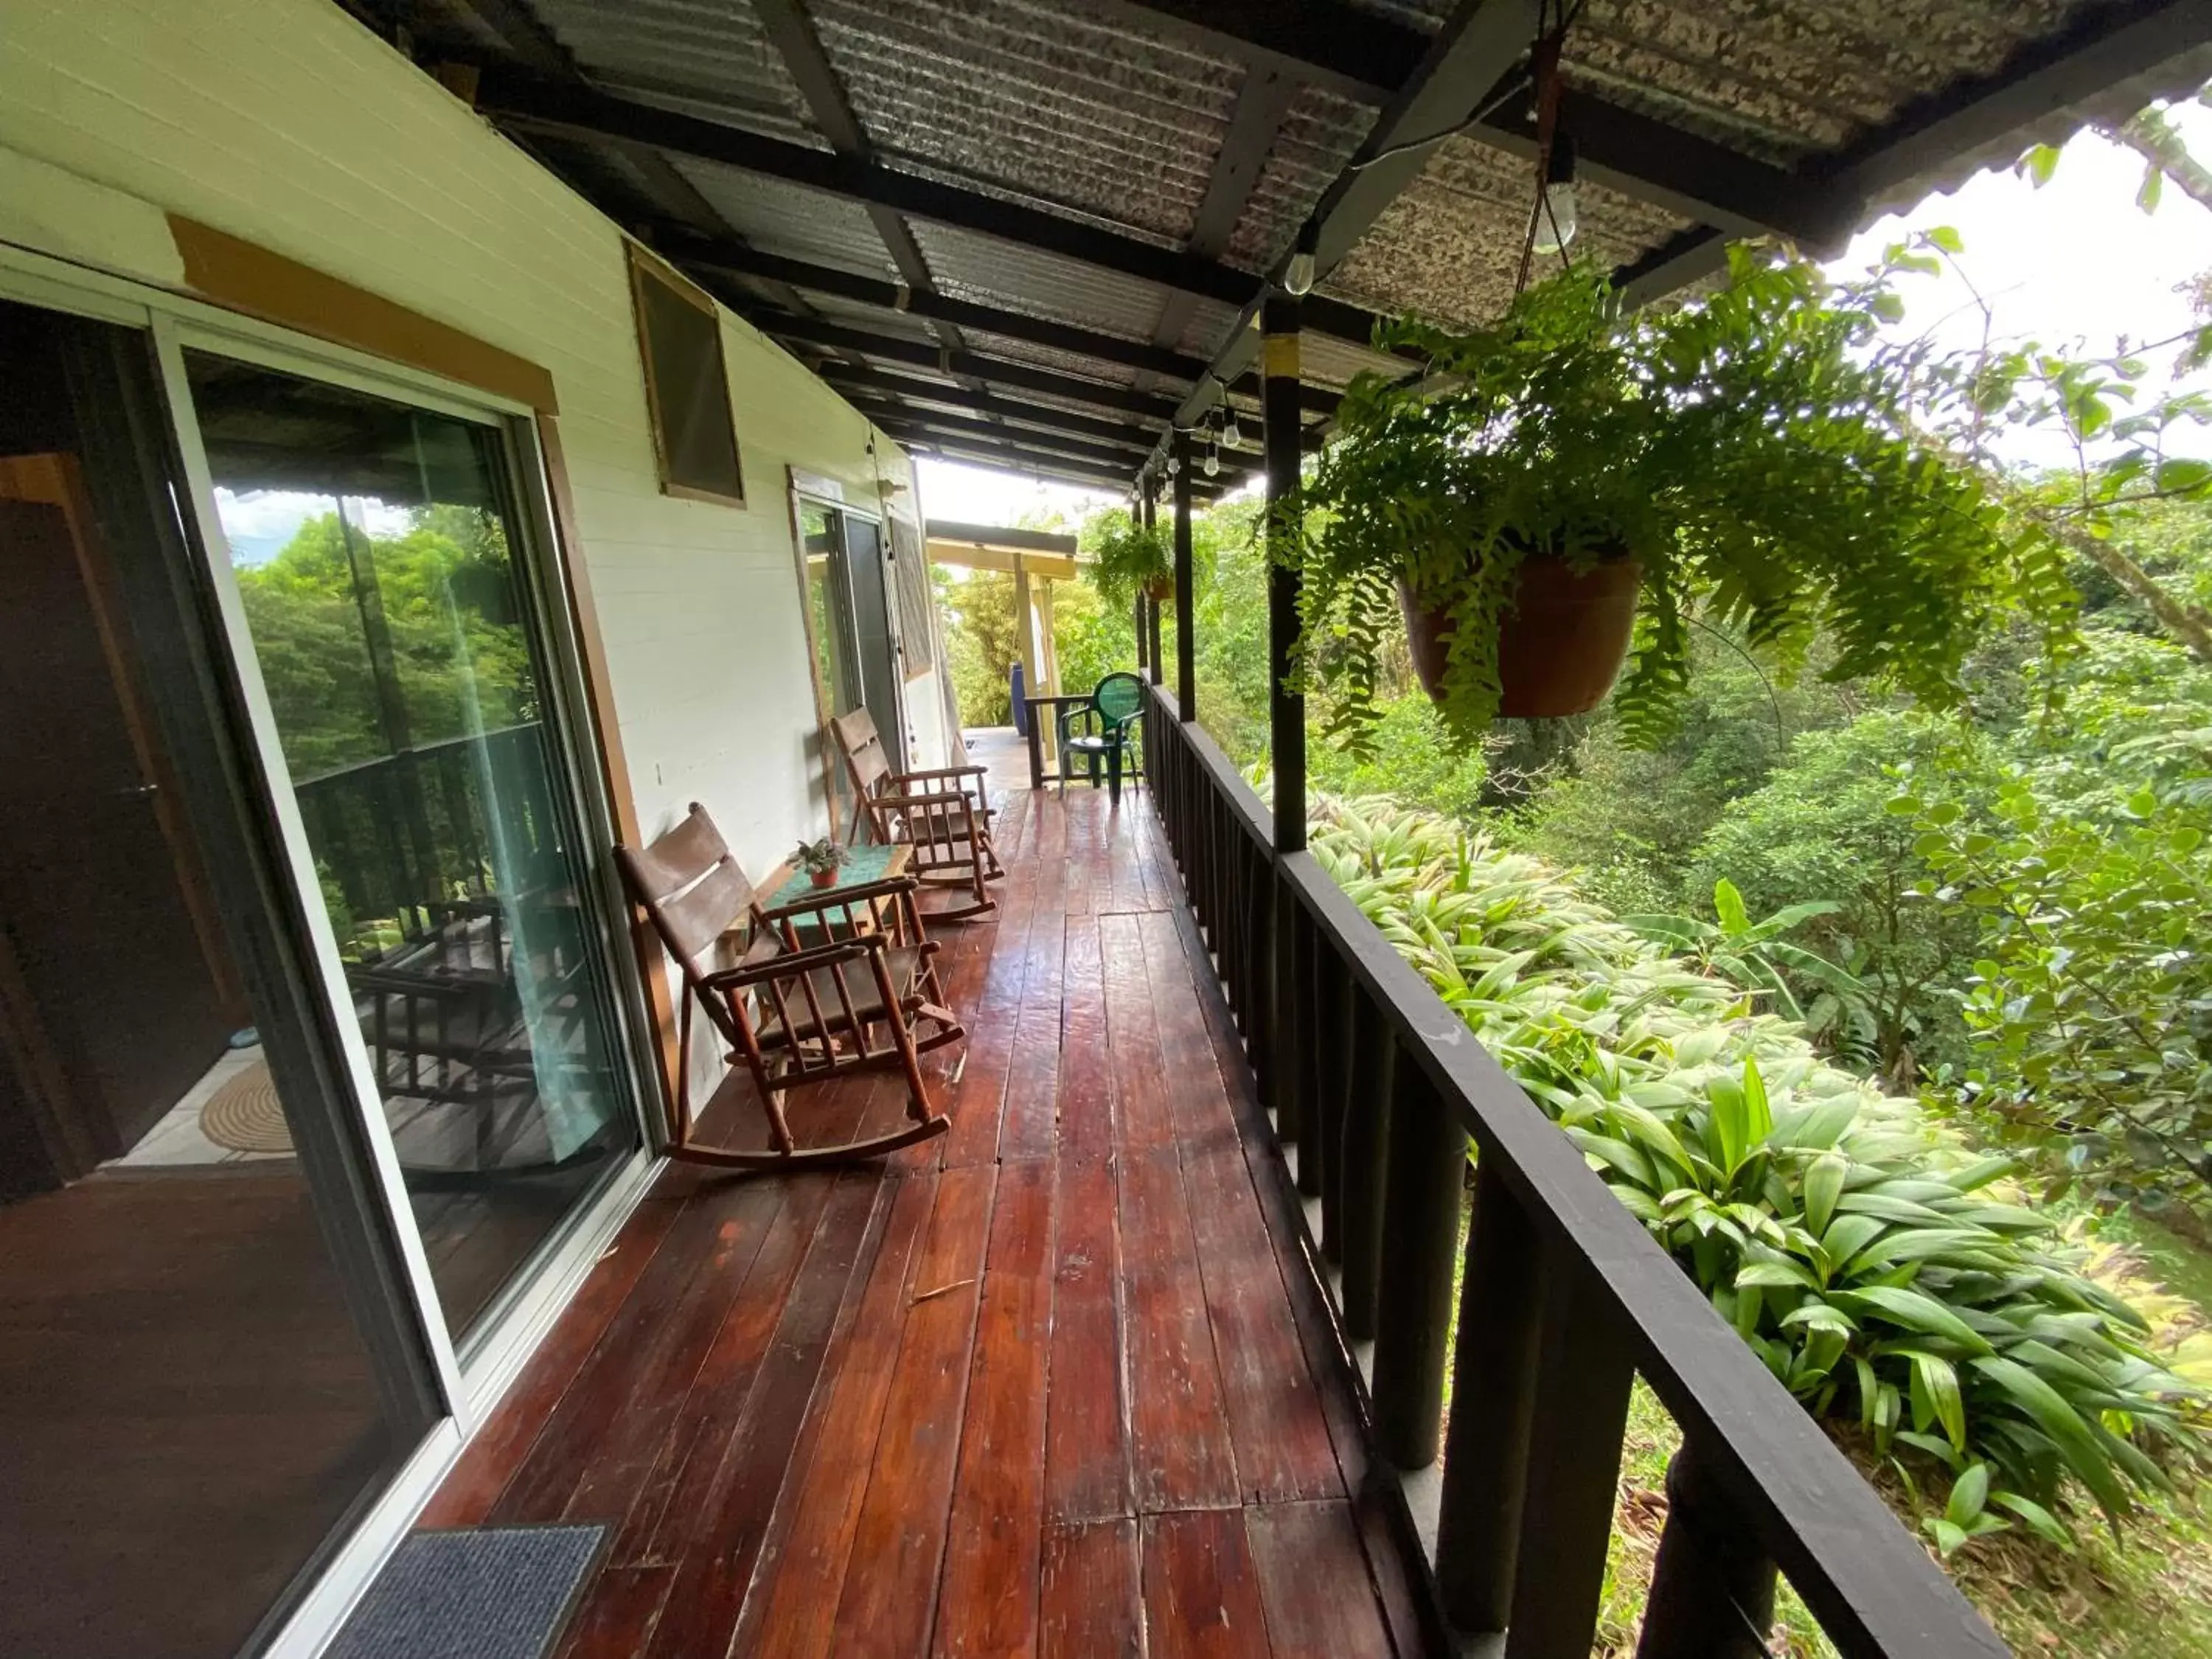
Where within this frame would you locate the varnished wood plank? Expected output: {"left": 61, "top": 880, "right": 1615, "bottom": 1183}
{"left": 1104, "top": 794, "right": 1152, "bottom": 916}
{"left": 421, "top": 1192, "right": 684, "bottom": 1528}
{"left": 1056, "top": 914, "right": 1113, "bottom": 1168}
{"left": 1166, "top": 901, "right": 1433, "bottom": 1659}
{"left": 639, "top": 1170, "right": 888, "bottom": 1659}
{"left": 490, "top": 1180, "right": 782, "bottom": 1525}
{"left": 1100, "top": 914, "right": 1175, "bottom": 1153}
{"left": 1245, "top": 1501, "right": 1397, "bottom": 1659}
{"left": 1141, "top": 1508, "right": 1273, "bottom": 1659}
{"left": 609, "top": 1167, "right": 852, "bottom": 1559}
{"left": 1038, "top": 1519, "right": 1141, "bottom": 1659}
{"left": 1044, "top": 1159, "right": 1130, "bottom": 1526}
{"left": 740, "top": 1172, "right": 939, "bottom": 1659}
{"left": 1143, "top": 912, "right": 1339, "bottom": 1504}
{"left": 933, "top": 1158, "right": 1055, "bottom": 1658}
{"left": 1116, "top": 1144, "right": 1239, "bottom": 1512}
{"left": 554, "top": 1563, "right": 675, "bottom": 1659}
{"left": 1001, "top": 912, "right": 1066, "bottom": 1161}
{"left": 831, "top": 1161, "right": 998, "bottom": 1652}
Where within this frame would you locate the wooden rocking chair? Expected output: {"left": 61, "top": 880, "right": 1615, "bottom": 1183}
{"left": 616, "top": 803, "right": 960, "bottom": 1169}
{"left": 831, "top": 707, "right": 1004, "bottom": 921}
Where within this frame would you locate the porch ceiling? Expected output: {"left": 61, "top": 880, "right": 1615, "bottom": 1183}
{"left": 362, "top": 0, "right": 2212, "bottom": 495}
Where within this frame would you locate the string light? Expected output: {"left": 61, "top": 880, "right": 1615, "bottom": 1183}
{"left": 1532, "top": 133, "right": 1579, "bottom": 254}
{"left": 1282, "top": 219, "right": 1318, "bottom": 297}
{"left": 1203, "top": 443, "right": 1220, "bottom": 477}
{"left": 1222, "top": 410, "right": 1242, "bottom": 448}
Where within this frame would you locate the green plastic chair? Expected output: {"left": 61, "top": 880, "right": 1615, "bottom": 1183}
{"left": 1057, "top": 671, "right": 1146, "bottom": 805}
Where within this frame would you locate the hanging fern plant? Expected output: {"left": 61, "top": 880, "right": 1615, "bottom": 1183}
{"left": 1292, "top": 246, "right": 2077, "bottom": 754}
{"left": 1082, "top": 507, "right": 1173, "bottom": 608}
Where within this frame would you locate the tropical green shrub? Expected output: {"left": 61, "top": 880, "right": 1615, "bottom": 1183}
{"left": 1693, "top": 712, "right": 1994, "bottom": 1087}
{"left": 1308, "top": 791, "right": 2206, "bottom": 1543}
{"left": 1621, "top": 878, "right": 1873, "bottom": 1047}
{"left": 1907, "top": 630, "right": 2212, "bottom": 1220}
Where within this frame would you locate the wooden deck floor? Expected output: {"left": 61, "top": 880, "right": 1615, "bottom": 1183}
{"left": 420, "top": 777, "right": 1425, "bottom": 1658}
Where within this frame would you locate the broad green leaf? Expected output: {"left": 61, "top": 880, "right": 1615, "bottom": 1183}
{"left": 1712, "top": 878, "right": 1750, "bottom": 935}
{"left": 1991, "top": 1490, "right": 2076, "bottom": 1549}
{"left": 1742, "top": 1058, "right": 1773, "bottom": 1147}
{"left": 1835, "top": 1286, "right": 1995, "bottom": 1356}
{"left": 1971, "top": 1356, "right": 2132, "bottom": 1518}
{"left": 1803, "top": 1150, "right": 1846, "bottom": 1237}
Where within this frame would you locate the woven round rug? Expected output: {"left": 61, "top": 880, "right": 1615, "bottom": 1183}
{"left": 200, "top": 1061, "right": 294, "bottom": 1155}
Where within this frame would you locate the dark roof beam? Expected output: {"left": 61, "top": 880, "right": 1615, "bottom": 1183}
{"left": 664, "top": 235, "right": 1213, "bottom": 381}
{"left": 474, "top": 67, "right": 1394, "bottom": 349}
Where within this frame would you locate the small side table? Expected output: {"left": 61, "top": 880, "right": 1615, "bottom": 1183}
{"left": 756, "top": 841, "right": 912, "bottom": 943}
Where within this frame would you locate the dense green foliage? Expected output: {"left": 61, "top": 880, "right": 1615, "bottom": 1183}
{"left": 1079, "top": 506, "right": 1172, "bottom": 609}
{"left": 1291, "top": 247, "right": 2071, "bottom": 751}
{"left": 1312, "top": 793, "right": 2207, "bottom": 1542}
{"left": 236, "top": 505, "right": 534, "bottom": 776}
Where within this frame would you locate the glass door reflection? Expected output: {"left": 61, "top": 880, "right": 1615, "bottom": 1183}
{"left": 184, "top": 351, "right": 638, "bottom": 1347}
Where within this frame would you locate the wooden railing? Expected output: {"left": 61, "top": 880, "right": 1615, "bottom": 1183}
{"left": 1139, "top": 684, "right": 2005, "bottom": 1659}
{"left": 293, "top": 722, "right": 557, "bottom": 953}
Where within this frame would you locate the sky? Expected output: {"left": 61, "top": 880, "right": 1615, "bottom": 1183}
{"left": 918, "top": 98, "right": 2212, "bottom": 525}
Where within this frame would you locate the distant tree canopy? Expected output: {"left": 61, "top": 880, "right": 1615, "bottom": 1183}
{"left": 235, "top": 503, "right": 537, "bottom": 779}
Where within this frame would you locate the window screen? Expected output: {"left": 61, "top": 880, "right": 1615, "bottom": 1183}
{"left": 628, "top": 248, "right": 744, "bottom": 504}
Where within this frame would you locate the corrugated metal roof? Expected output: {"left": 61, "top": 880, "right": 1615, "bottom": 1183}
{"left": 1326, "top": 136, "right": 1695, "bottom": 327}
{"left": 811, "top": 0, "right": 1241, "bottom": 246}
{"left": 533, "top": 0, "right": 821, "bottom": 148}
{"left": 670, "top": 157, "right": 901, "bottom": 278}
{"left": 430, "top": 0, "right": 2212, "bottom": 490}
{"left": 907, "top": 219, "right": 1175, "bottom": 339}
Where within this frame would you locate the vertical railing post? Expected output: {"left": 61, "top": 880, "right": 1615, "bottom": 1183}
{"left": 1370, "top": 1053, "right": 1464, "bottom": 1467}
{"left": 1262, "top": 292, "right": 1304, "bottom": 855}
{"left": 1503, "top": 1244, "right": 1636, "bottom": 1659}
{"left": 1435, "top": 1158, "right": 1545, "bottom": 1634}
{"left": 1313, "top": 946, "right": 1351, "bottom": 1254}
{"left": 1172, "top": 433, "right": 1195, "bottom": 722}
{"left": 1290, "top": 899, "right": 1321, "bottom": 1195}
{"left": 1338, "top": 990, "right": 1391, "bottom": 1341}
{"left": 1638, "top": 1433, "right": 1778, "bottom": 1659}
{"left": 1139, "top": 481, "right": 1162, "bottom": 686}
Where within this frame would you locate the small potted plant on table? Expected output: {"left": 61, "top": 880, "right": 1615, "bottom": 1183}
{"left": 795, "top": 836, "right": 846, "bottom": 890}
{"left": 1291, "top": 248, "right": 2073, "bottom": 752}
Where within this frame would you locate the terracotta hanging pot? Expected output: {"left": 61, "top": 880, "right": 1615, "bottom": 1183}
{"left": 1399, "top": 551, "right": 1644, "bottom": 719}
{"left": 1142, "top": 572, "right": 1173, "bottom": 602}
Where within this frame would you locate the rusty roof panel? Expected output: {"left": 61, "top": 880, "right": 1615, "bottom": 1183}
{"left": 1565, "top": 0, "right": 2085, "bottom": 168}
{"left": 808, "top": 0, "right": 1241, "bottom": 245}
{"left": 669, "top": 156, "right": 904, "bottom": 278}
{"left": 532, "top": 0, "right": 821, "bottom": 147}
{"left": 1325, "top": 136, "right": 1694, "bottom": 327}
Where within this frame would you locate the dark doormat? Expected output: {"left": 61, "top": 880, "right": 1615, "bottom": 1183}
{"left": 326, "top": 1524, "right": 606, "bottom": 1659}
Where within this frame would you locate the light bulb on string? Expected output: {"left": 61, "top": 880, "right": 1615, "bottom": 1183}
{"left": 1531, "top": 134, "right": 1578, "bottom": 255}
{"left": 1282, "top": 220, "right": 1318, "bottom": 297}
{"left": 1222, "top": 411, "right": 1242, "bottom": 448}
{"left": 1203, "top": 444, "right": 1220, "bottom": 478}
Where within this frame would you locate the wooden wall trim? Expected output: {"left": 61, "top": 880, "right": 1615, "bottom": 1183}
{"left": 534, "top": 413, "right": 679, "bottom": 1124}
{"left": 168, "top": 215, "right": 560, "bottom": 414}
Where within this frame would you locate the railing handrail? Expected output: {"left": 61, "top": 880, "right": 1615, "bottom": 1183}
{"left": 1145, "top": 683, "right": 2003, "bottom": 1659}
{"left": 293, "top": 720, "right": 541, "bottom": 791}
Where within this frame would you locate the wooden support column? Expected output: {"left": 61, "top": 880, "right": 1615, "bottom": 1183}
{"left": 1262, "top": 293, "right": 1304, "bottom": 853}
{"left": 1037, "top": 578, "right": 1062, "bottom": 699}
{"left": 1014, "top": 552, "right": 1051, "bottom": 767}
{"left": 1142, "top": 482, "right": 1164, "bottom": 684}
{"left": 1172, "top": 435, "right": 1196, "bottom": 720}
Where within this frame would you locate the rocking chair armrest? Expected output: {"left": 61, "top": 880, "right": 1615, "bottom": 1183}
{"left": 872, "top": 789, "right": 976, "bottom": 810}
{"left": 886, "top": 765, "right": 987, "bottom": 785}
{"left": 756, "top": 874, "right": 919, "bottom": 925}
{"left": 696, "top": 933, "right": 886, "bottom": 993}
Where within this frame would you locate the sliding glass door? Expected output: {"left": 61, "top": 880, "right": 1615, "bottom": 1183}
{"left": 173, "top": 349, "right": 641, "bottom": 1352}
{"left": 0, "top": 301, "right": 443, "bottom": 1658}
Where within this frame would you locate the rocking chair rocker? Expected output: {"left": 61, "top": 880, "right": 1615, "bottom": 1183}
{"left": 616, "top": 804, "right": 961, "bottom": 1170}
{"left": 831, "top": 707, "right": 1004, "bottom": 920}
